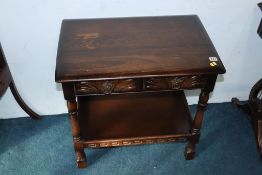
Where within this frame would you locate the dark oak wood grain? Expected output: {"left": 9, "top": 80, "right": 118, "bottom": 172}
{"left": 78, "top": 91, "right": 192, "bottom": 142}
{"left": 55, "top": 15, "right": 226, "bottom": 168}
{"left": 74, "top": 75, "right": 208, "bottom": 96}
{"left": 56, "top": 15, "right": 225, "bottom": 82}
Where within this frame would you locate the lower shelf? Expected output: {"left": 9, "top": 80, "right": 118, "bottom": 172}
{"left": 78, "top": 91, "right": 192, "bottom": 148}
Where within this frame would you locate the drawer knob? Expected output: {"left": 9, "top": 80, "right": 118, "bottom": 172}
{"left": 170, "top": 77, "right": 186, "bottom": 89}
{"left": 102, "top": 81, "right": 114, "bottom": 94}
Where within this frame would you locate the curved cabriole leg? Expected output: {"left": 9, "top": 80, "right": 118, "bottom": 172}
{"left": 185, "top": 90, "right": 210, "bottom": 160}
{"left": 9, "top": 81, "right": 40, "bottom": 120}
{"left": 258, "top": 120, "right": 262, "bottom": 159}
{"left": 231, "top": 97, "right": 251, "bottom": 115}
{"left": 67, "top": 100, "right": 87, "bottom": 168}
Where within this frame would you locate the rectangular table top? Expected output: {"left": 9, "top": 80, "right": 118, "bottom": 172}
{"left": 55, "top": 15, "right": 225, "bottom": 82}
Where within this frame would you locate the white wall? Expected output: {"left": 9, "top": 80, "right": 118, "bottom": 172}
{"left": 0, "top": 0, "right": 262, "bottom": 118}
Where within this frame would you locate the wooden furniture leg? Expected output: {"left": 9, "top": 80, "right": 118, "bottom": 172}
{"left": 230, "top": 4, "right": 262, "bottom": 158}
{"left": 185, "top": 90, "right": 210, "bottom": 160}
{"left": 231, "top": 98, "right": 251, "bottom": 115}
{"left": 232, "top": 78, "right": 262, "bottom": 158}
{"left": 9, "top": 81, "right": 40, "bottom": 120}
{"left": 67, "top": 100, "right": 87, "bottom": 168}
{"left": 55, "top": 17, "right": 225, "bottom": 168}
{"left": 1, "top": 43, "right": 40, "bottom": 120}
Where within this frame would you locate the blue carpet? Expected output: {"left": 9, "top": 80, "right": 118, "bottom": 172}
{"left": 0, "top": 103, "right": 262, "bottom": 175}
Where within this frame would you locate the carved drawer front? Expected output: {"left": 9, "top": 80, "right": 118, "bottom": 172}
{"left": 144, "top": 75, "right": 207, "bottom": 91}
{"left": 75, "top": 79, "right": 138, "bottom": 95}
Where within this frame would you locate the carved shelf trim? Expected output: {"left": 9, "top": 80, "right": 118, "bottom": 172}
{"left": 83, "top": 135, "right": 190, "bottom": 148}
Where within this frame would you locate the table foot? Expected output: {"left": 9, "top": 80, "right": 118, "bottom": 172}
{"left": 231, "top": 97, "right": 251, "bottom": 115}
{"left": 184, "top": 142, "right": 195, "bottom": 160}
{"left": 76, "top": 150, "right": 87, "bottom": 168}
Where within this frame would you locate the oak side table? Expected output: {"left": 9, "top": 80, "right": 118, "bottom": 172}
{"left": 55, "top": 15, "right": 226, "bottom": 168}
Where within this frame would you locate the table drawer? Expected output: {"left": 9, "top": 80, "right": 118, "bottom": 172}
{"left": 144, "top": 75, "right": 207, "bottom": 91}
{"left": 75, "top": 79, "right": 138, "bottom": 95}
{"left": 75, "top": 75, "right": 207, "bottom": 95}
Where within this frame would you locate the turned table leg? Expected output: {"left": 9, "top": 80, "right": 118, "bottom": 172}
{"left": 185, "top": 90, "right": 210, "bottom": 160}
{"left": 67, "top": 100, "right": 87, "bottom": 168}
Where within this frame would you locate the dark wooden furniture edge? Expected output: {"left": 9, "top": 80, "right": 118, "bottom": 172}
{"left": 83, "top": 134, "right": 189, "bottom": 148}
{"left": 56, "top": 16, "right": 225, "bottom": 168}
{"left": 56, "top": 72, "right": 225, "bottom": 83}
{"left": 77, "top": 91, "right": 193, "bottom": 147}
{"left": 55, "top": 15, "right": 226, "bottom": 83}
{"left": 232, "top": 79, "right": 262, "bottom": 158}
{"left": 258, "top": 3, "right": 262, "bottom": 38}
{"left": 74, "top": 75, "right": 208, "bottom": 95}
{"left": 62, "top": 74, "right": 218, "bottom": 168}
{"left": 0, "top": 43, "right": 40, "bottom": 119}
{"left": 232, "top": 3, "right": 262, "bottom": 159}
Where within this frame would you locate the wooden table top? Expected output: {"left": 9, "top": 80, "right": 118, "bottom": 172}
{"left": 55, "top": 15, "right": 225, "bottom": 82}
